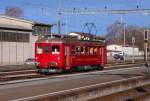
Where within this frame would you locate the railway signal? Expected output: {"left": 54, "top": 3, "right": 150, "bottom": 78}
{"left": 144, "top": 30, "right": 149, "bottom": 66}
{"left": 144, "top": 30, "right": 148, "bottom": 42}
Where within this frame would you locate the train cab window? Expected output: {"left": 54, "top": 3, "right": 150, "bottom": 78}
{"left": 45, "top": 46, "right": 50, "bottom": 54}
{"left": 37, "top": 45, "right": 43, "bottom": 54}
{"left": 90, "top": 47, "right": 93, "bottom": 55}
{"left": 52, "top": 45, "right": 60, "bottom": 54}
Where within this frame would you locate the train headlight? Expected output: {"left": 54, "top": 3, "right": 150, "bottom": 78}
{"left": 35, "top": 62, "right": 39, "bottom": 66}
{"left": 35, "top": 57, "right": 38, "bottom": 60}
{"left": 50, "top": 62, "right": 57, "bottom": 66}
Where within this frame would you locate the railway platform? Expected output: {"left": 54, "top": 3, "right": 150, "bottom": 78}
{"left": 0, "top": 66, "right": 149, "bottom": 101}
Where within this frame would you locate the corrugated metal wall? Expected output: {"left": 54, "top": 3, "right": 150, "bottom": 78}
{"left": 0, "top": 31, "right": 33, "bottom": 65}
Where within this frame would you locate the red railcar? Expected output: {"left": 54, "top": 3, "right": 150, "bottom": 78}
{"left": 35, "top": 35, "right": 107, "bottom": 73}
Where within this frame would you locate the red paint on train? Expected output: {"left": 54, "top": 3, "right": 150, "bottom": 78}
{"left": 35, "top": 35, "right": 107, "bottom": 73}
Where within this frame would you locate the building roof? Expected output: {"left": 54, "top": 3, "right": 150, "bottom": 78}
{"left": 0, "top": 14, "right": 33, "bottom": 24}
{"left": 0, "top": 24, "right": 33, "bottom": 32}
{"left": 0, "top": 14, "right": 52, "bottom": 32}
{"left": 0, "top": 14, "right": 53, "bottom": 26}
{"left": 34, "top": 22, "right": 52, "bottom": 27}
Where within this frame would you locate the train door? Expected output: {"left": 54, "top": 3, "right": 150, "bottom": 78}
{"left": 100, "top": 47, "right": 104, "bottom": 65}
{"left": 65, "top": 46, "right": 71, "bottom": 70}
{"left": 101, "top": 47, "right": 104, "bottom": 65}
{"left": 104, "top": 46, "right": 107, "bottom": 64}
{"left": 51, "top": 44, "right": 60, "bottom": 63}
{"left": 44, "top": 44, "right": 51, "bottom": 64}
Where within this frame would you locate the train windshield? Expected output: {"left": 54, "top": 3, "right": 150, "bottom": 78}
{"left": 44, "top": 45, "right": 50, "bottom": 54}
{"left": 52, "top": 45, "right": 60, "bottom": 54}
{"left": 37, "top": 45, "right": 43, "bottom": 54}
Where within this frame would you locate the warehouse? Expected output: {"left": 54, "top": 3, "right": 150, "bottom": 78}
{"left": 0, "top": 15, "right": 52, "bottom": 65}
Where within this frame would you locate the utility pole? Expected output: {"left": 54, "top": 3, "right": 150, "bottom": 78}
{"left": 58, "top": 12, "right": 61, "bottom": 34}
{"left": 120, "top": 15, "right": 126, "bottom": 63}
{"left": 123, "top": 22, "right": 126, "bottom": 63}
{"left": 132, "top": 36, "right": 135, "bottom": 63}
{"left": 58, "top": 0, "right": 61, "bottom": 35}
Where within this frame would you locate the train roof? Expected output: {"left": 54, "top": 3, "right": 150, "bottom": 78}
{"left": 36, "top": 36, "right": 106, "bottom": 46}
{"left": 70, "top": 32, "right": 105, "bottom": 40}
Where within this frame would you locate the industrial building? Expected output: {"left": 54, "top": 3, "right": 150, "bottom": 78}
{"left": 107, "top": 44, "right": 140, "bottom": 56}
{"left": 0, "top": 15, "right": 52, "bottom": 65}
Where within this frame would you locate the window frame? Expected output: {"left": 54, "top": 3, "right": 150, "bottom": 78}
{"left": 52, "top": 45, "right": 60, "bottom": 54}
{"left": 36, "top": 45, "right": 43, "bottom": 54}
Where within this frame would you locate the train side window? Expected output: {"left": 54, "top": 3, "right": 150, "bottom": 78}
{"left": 52, "top": 45, "right": 60, "bottom": 54}
{"left": 94, "top": 48, "right": 97, "bottom": 55}
{"left": 37, "top": 45, "right": 43, "bottom": 54}
{"left": 90, "top": 47, "right": 93, "bottom": 55}
{"left": 72, "top": 47, "right": 76, "bottom": 55}
{"left": 45, "top": 45, "right": 50, "bottom": 54}
{"left": 99, "top": 48, "right": 102, "bottom": 55}
{"left": 81, "top": 47, "right": 85, "bottom": 54}
{"left": 85, "top": 47, "right": 89, "bottom": 55}
{"left": 75, "top": 46, "right": 80, "bottom": 55}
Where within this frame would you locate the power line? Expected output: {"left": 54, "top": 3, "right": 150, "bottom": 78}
{"left": 61, "top": 8, "right": 150, "bottom": 15}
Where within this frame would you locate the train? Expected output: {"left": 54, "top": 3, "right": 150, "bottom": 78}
{"left": 34, "top": 33, "right": 107, "bottom": 73}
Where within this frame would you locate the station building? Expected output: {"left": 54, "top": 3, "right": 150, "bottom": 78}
{"left": 0, "top": 15, "right": 52, "bottom": 65}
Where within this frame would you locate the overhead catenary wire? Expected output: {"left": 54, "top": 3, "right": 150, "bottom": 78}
{"left": 60, "top": 8, "right": 150, "bottom": 15}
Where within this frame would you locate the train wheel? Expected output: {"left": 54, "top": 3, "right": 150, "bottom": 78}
{"left": 62, "top": 68, "right": 73, "bottom": 74}
{"left": 98, "top": 65, "right": 104, "bottom": 70}
{"left": 35, "top": 66, "right": 41, "bottom": 73}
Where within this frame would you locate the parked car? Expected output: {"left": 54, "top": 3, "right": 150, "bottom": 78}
{"left": 24, "top": 58, "right": 35, "bottom": 65}
{"left": 113, "top": 54, "right": 124, "bottom": 60}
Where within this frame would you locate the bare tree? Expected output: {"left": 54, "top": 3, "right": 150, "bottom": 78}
{"left": 5, "top": 6, "right": 24, "bottom": 18}
{"left": 106, "top": 21, "right": 150, "bottom": 50}
{"left": 106, "top": 21, "right": 124, "bottom": 45}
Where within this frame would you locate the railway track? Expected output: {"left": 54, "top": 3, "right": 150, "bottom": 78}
{"left": 0, "top": 63, "right": 144, "bottom": 83}
{"left": 0, "top": 63, "right": 141, "bottom": 83}
{"left": 0, "top": 66, "right": 149, "bottom": 101}
{"left": 0, "top": 69, "right": 45, "bottom": 82}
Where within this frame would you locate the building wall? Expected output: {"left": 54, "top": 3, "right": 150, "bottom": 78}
{"left": 107, "top": 44, "right": 140, "bottom": 56}
{"left": 0, "top": 29, "right": 33, "bottom": 65}
{"left": 107, "top": 45, "right": 123, "bottom": 52}
{"left": 0, "top": 15, "right": 52, "bottom": 65}
{"left": 125, "top": 47, "right": 139, "bottom": 56}
{"left": 31, "top": 35, "right": 38, "bottom": 58}
{"left": 0, "top": 15, "right": 34, "bottom": 65}
{"left": 0, "top": 40, "right": 33, "bottom": 65}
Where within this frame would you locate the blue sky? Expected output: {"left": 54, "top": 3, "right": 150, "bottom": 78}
{"left": 0, "top": 0, "right": 150, "bottom": 36}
